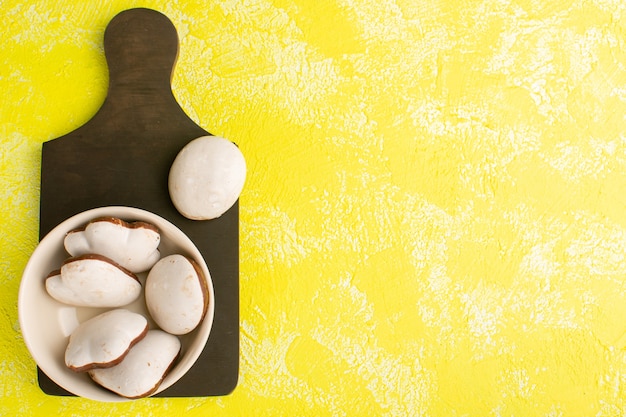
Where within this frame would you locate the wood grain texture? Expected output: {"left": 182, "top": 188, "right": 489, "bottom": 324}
{"left": 38, "top": 8, "right": 238, "bottom": 397}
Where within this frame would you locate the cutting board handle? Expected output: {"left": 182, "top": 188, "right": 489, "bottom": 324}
{"left": 70, "top": 7, "right": 203, "bottom": 137}
{"left": 104, "top": 8, "right": 179, "bottom": 94}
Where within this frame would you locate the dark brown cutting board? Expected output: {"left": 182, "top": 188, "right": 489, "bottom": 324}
{"left": 38, "top": 8, "right": 238, "bottom": 397}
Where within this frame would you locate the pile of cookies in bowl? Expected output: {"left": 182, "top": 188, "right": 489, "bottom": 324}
{"left": 19, "top": 207, "right": 215, "bottom": 401}
{"left": 48, "top": 215, "right": 209, "bottom": 398}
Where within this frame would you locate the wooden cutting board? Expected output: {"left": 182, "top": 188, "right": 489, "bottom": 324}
{"left": 38, "top": 8, "right": 238, "bottom": 397}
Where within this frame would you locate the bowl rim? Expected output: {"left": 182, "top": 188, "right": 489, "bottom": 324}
{"left": 18, "top": 205, "right": 215, "bottom": 401}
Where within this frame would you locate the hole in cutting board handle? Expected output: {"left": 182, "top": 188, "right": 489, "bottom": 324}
{"left": 104, "top": 8, "right": 179, "bottom": 91}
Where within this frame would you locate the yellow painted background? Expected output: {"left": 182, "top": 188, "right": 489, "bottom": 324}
{"left": 1, "top": 0, "right": 625, "bottom": 415}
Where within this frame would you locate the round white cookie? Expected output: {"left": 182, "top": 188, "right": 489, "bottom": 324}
{"left": 168, "top": 136, "right": 246, "bottom": 220}
{"left": 145, "top": 254, "right": 209, "bottom": 335}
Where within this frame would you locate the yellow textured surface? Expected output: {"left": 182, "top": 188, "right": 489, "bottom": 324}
{"left": 1, "top": 0, "right": 626, "bottom": 415}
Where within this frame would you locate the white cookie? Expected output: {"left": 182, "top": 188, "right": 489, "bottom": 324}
{"left": 46, "top": 254, "right": 141, "bottom": 307}
{"left": 64, "top": 217, "right": 160, "bottom": 273}
{"left": 65, "top": 309, "right": 148, "bottom": 372}
{"left": 168, "top": 136, "right": 246, "bottom": 220}
{"left": 145, "top": 254, "right": 209, "bottom": 335}
{"left": 89, "top": 330, "right": 181, "bottom": 399}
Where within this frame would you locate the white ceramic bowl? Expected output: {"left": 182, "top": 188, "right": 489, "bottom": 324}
{"left": 18, "top": 206, "right": 215, "bottom": 402}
